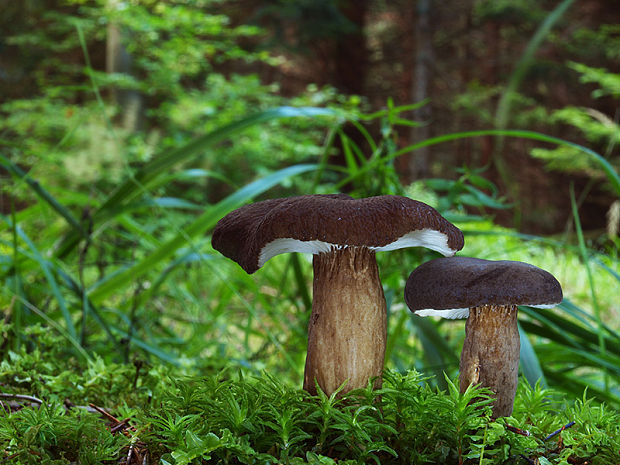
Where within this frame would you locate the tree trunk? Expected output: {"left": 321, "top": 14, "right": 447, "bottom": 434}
{"left": 106, "top": 0, "right": 144, "bottom": 131}
{"left": 409, "top": 0, "right": 433, "bottom": 179}
{"left": 331, "top": 0, "right": 370, "bottom": 188}
{"left": 334, "top": 0, "right": 368, "bottom": 96}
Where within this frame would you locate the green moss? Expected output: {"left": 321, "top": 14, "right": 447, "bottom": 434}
{"left": 1, "top": 342, "right": 618, "bottom": 465}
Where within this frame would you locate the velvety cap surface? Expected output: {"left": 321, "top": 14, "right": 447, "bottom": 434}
{"left": 212, "top": 194, "right": 464, "bottom": 273}
{"left": 405, "top": 256, "right": 563, "bottom": 313}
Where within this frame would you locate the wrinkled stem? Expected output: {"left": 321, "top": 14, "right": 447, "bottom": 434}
{"left": 303, "top": 247, "right": 387, "bottom": 396}
{"left": 459, "top": 304, "right": 520, "bottom": 418}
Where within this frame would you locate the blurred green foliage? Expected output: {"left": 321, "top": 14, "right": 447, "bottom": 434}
{"left": 531, "top": 64, "right": 620, "bottom": 181}
{"left": 0, "top": 0, "right": 360, "bottom": 196}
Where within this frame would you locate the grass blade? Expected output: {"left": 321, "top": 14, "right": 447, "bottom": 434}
{"left": 9, "top": 293, "right": 91, "bottom": 362}
{"left": 107, "top": 324, "right": 181, "bottom": 366}
{"left": 520, "top": 307, "right": 620, "bottom": 356}
{"left": 336, "top": 130, "right": 620, "bottom": 196}
{"left": 289, "top": 254, "right": 312, "bottom": 313}
{"left": 88, "top": 163, "right": 318, "bottom": 303}
{"left": 518, "top": 322, "right": 547, "bottom": 388}
{"left": 410, "top": 315, "right": 459, "bottom": 388}
{"left": 570, "top": 184, "right": 604, "bottom": 344}
{"left": 0, "top": 154, "right": 85, "bottom": 236}
{"left": 4, "top": 217, "right": 78, "bottom": 340}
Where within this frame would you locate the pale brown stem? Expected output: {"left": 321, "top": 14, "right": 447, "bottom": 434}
{"left": 303, "top": 247, "right": 387, "bottom": 396}
{"left": 459, "top": 304, "right": 520, "bottom": 418}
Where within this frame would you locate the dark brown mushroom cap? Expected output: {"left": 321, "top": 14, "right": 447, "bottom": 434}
{"left": 212, "top": 194, "right": 464, "bottom": 274}
{"left": 405, "top": 256, "right": 563, "bottom": 315}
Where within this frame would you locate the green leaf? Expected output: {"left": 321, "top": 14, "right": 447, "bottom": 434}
{"left": 462, "top": 185, "right": 509, "bottom": 209}
{"left": 518, "top": 322, "right": 546, "bottom": 388}
{"left": 467, "top": 173, "right": 498, "bottom": 195}
{"left": 171, "top": 431, "right": 222, "bottom": 464}
{"left": 410, "top": 315, "right": 459, "bottom": 389}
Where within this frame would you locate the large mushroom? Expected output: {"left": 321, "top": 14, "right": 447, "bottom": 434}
{"left": 212, "top": 194, "right": 464, "bottom": 395}
{"left": 404, "top": 256, "right": 563, "bottom": 417}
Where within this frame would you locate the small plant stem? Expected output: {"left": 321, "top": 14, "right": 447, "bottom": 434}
{"left": 519, "top": 454, "right": 537, "bottom": 465}
{"left": 110, "top": 418, "right": 131, "bottom": 433}
{"left": 478, "top": 424, "right": 488, "bottom": 465}
{"left": 89, "top": 403, "right": 118, "bottom": 421}
{"left": 124, "top": 282, "right": 144, "bottom": 363}
{"left": 505, "top": 424, "right": 531, "bottom": 437}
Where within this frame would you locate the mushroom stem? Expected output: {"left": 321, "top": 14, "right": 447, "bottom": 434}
{"left": 303, "top": 247, "right": 387, "bottom": 395}
{"left": 459, "top": 304, "right": 520, "bottom": 418}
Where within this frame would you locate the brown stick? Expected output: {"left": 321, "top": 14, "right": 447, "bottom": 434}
{"left": 89, "top": 403, "right": 119, "bottom": 423}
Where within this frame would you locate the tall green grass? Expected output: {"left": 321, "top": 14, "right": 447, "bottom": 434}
{"left": 1, "top": 103, "right": 619, "bottom": 408}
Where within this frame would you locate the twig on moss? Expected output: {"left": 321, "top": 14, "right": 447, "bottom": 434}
{"left": 3, "top": 452, "right": 21, "bottom": 463}
{"left": 506, "top": 424, "right": 531, "bottom": 437}
{"left": 545, "top": 421, "right": 576, "bottom": 441}
{"left": 89, "top": 402, "right": 119, "bottom": 422}
{"left": 110, "top": 418, "right": 131, "bottom": 434}
{"left": 0, "top": 392, "right": 43, "bottom": 405}
{"left": 88, "top": 402, "right": 149, "bottom": 464}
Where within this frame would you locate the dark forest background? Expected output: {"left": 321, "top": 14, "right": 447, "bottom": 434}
{"left": 1, "top": 0, "right": 618, "bottom": 234}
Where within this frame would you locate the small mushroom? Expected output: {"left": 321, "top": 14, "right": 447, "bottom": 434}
{"left": 404, "top": 256, "right": 563, "bottom": 417}
{"left": 212, "top": 194, "right": 464, "bottom": 395}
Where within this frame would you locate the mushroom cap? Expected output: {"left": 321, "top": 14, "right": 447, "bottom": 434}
{"left": 405, "top": 256, "right": 563, "bottom": 319}
{"left": 212, "top": 194, "right": 464, "bottom": 274}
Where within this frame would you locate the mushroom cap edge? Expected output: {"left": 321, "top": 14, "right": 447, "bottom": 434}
{"left": 212, "top": 194, "right": 464, "bottom": 273}
{"left": 405, "top": 256, "right": 563, "bottom": 319}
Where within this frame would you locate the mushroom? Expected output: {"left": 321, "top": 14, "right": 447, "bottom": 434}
{"left": 212, "top": 194, "right": 464, "bottom": 395}
{"left": 404, "top": 256, "right": 563, "bottom": 417}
